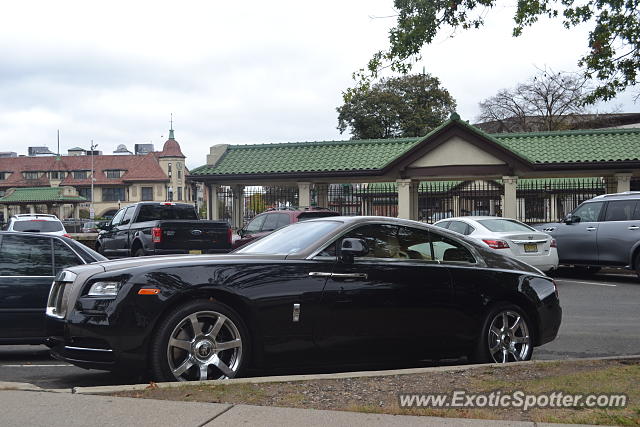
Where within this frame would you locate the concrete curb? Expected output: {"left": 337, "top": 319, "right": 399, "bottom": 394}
{"left": 0, "top": 381, "right": 43, "bottom": 391}
{"left": 72, "top": 354, "right": 640, "bottom": 395}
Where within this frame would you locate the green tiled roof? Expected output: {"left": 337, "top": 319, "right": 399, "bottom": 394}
{"left": 190, "top": 137, "right": 421, "bottom": 175}
{"left": 494, "top": 128, "right": 640, "bottom": 163}
{"left": 0, "top": 187, "right": 87, "bottom": 203}
{"left": 367, "top": 177, "right": 604, "bottom": 192}
{"left": 190, "top": 116, "right": 640, "bottom": 176}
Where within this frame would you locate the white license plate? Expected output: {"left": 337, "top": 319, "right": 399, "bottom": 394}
{"left": 189, "top": 250, "right": 202, "bottom": 255}
{"left": 524, "top": 243, "right": 537, "bottom": 253}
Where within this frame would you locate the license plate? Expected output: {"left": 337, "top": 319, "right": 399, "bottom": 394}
{"left": 524, "top": 243, "right": 537, "bottom": 253}
{"left": 189, "top": 250, "right": 202, "bottom": 255}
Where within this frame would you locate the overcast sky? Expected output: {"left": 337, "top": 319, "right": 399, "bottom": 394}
{"left": 0, "top": 1, "right": 636, "bottom": 168}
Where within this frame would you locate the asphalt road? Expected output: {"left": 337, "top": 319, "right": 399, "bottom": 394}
{"left": 1, "top": 270, "right": 638, "bottom": 390}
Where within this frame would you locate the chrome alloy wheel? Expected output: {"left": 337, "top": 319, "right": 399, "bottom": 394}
{"left": 166, "top": 310, "right": 243, "bottom": 381}
{"left": 487, "top": 310, "right": 531, "bottom": 363}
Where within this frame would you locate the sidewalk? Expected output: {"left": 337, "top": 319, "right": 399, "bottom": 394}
{"left": 0, "top": 389, "right": 598, "bottom": 427}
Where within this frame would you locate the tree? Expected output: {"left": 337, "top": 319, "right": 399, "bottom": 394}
{"left": 477, "top": 68, "right": 592, "bottom": 132}
{"left": 337, "top": 73, "right": 456, "bottom": 139}
{"left": 366, "top": 0, "right": 640, "bottom": 103}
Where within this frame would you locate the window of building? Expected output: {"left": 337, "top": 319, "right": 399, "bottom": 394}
{"left": 74, "top": 171, "right": 88, "bottom": 180}
{"left": 50, "top": 171, "right": 63, "bottom": 180}
{"left": 176, "top": 162, "right": 182, "bottom": 170}
{"left": 105, "top": 170, "right": 122, "bottom": 179}
{"left": 177, "top": 187, "right": 183, "bottom": 201}
{"left": 0, "top": 172, "right": 7, "bottom": 180}
{"left": 141, "top": 187, "right": 153, "bottom": 201}
{"left": 77, "top": 187, "right": 92, "bottom": 200}
{"left": 168, "top": 163, "right": 172, "bottom": 178}
{"left": 167, "top": 187, "right": 173, "bottom": 201}
{"left": 178, "top": 170, "right": 182, "bottom": 179}
{"left": 102, "top": 187, "right": 125, "bottom": 202}
{"left": 23, "top": 171, "right": 40, "bottom": 180}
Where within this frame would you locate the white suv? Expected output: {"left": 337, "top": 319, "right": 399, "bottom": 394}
{"left": 4, "top": 214, "right": 69, "bottom": 237}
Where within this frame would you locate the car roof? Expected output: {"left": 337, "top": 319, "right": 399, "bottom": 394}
{"left": 589, "top": 191, "right": 640, "bottom": 202}
{"left": 11, "top": 214, "right": 61, "bottom": 221}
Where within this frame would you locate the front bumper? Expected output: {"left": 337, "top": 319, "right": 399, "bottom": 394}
{"left": 536, "top": 302, "right": 562, "bottom": 346}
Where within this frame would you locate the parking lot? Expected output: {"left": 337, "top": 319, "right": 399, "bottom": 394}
{"left": 1, "top": 269, "right": 638, "bottom": 390}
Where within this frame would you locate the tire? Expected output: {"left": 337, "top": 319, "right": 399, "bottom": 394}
{"left": 133, "top": 248, "right": 145, "bottom": 257}
{"left": 469, "top": 303, "right": 534, "bottom": 364}
{"left": 95, "top": 242, "right": 104, "bottom": 255}
{"left": 150, "top": 300, "right": 250, "bottom": 382}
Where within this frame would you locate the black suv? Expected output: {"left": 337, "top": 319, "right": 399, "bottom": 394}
{"left": 537, "top": 192, "right": 640, "bottom": 275}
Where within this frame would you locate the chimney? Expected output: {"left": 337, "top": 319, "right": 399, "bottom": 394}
{"left": 206, "top": 144, "right": 229, "bottom": 166}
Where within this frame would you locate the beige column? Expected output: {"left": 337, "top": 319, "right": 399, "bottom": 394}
{"left": 58, "top": 205, "right": 64, "bottom": 219}
{"left": 549, "top": 194, "right": 558, "bottom": 222}
{"left": 614, "top": 173, "right": 632, "bottom": 193}
{"left": 74, "top": 204, "right": 80, "bottom": 219}
{"left": 502, "top": 176, "right": 518, "bottom": 219}
{"left": 210, "top": 184, "right": 220, "bottom": 220}
{"left": 396, "top": 179, "right": 418, "bottom": 220}
{"left": 316, "top": 184, "right": 329, "bottom": 209}
{"left": 231, "top": 185, "right": 244, "bottom": 229}
{"left": 2, "top": 205, "right": 8, "bottom": 222}
{"left": 298, "top": 182, "right": 312, "bottom": 209}
{"left": 29, "top": 204, "right": 35, "bottom": 214}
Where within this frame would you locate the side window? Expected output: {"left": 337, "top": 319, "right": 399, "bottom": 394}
{"left": 53, "top": 240, "right": 82, "bottom": 274}
{"left": 430, "top": 231, "right": 475, "bottom": 264}
{"left": 262, "top": 214, "right": 281, "bottom": 232}
{"left": 0, "top": 235, "right": 54, "bottom": 276}
{"left": 604, "top": 200, "right": 638, "bottom": 222}
{"left": 447, "top": 221, "right": 469, "bottom": 235}
{"left": 245, "top": 215, "right": 266, "bottom": 233}
{"left": 276, "top": 213, "right": 291, "bottom": 229}
{"left": 121, "top": 206, "right": 135, "bottom": 225}
{"left": 110, "top": 209, "right": 125, "bottom": 227}
{"left": 397, "top": 226, "right": 433, "bottom": 260}
{"left": 572, "top": 202, "right": 604, "bottom": 222}
{"left": 342, "top": 224, "right": 400, "bottom": 259}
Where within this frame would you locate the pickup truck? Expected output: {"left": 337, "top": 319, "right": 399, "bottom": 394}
{"left": 96, "top": 202, "right": 231, "bottom": 258}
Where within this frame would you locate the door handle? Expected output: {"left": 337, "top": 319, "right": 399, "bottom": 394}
{"left": 629, "top": 226, "right": 640, "bottom": 230}
{"left": 586, "top": 227, "right": 597, "bottom": 231}
{"left": 308, "top": 272, "right": 368, "bottom": 280}
{"left": 331, "top": 273, "right": 368, "bottom": 280}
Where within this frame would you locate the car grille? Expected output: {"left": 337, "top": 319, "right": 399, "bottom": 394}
{"left": 46, "top": 271, "right": 77, "bottom": 319}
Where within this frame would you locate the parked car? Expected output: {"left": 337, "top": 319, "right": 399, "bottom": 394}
{"left": 535, "top": 192, "right": 640, "bottom": 275}
{"left": 46, "top": 216, "right": 561, "bottom": 381}
{"left": 434, "top": 216, "right": 559, "bottom": 272}
{"left": 80, "top": 221, "right": 103, "bottom": 233}
{"left": 233, "top": 207, "right": 340, "bottom": 249}
{"left": 3, "top": 214, "right": 69, "bottom": 237}
{"left": 0, "top": 231, "right": 106, "bottom": 344}
{"left": 95, "top": 202, "right": 232, "bottom": 258}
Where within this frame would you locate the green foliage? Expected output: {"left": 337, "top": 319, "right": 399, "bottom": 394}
{"left": 368, "top": 0, "right": 640, "bottom": 103}
{"left": 337, "top": 73, "right": 456, "bottom": 139}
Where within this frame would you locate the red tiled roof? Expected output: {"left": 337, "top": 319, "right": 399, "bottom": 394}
{"left": 159, "top": 138, "right": 185, "bottom": 158}
{"left": 0, "top": 153, "right": 169, "bottom": 188}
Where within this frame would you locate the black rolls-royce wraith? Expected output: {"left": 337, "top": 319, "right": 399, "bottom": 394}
{"left": 45, "top": 216, "right": 561, "bottom": 382}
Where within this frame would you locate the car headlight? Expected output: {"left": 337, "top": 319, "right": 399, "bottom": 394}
{"left": 87, "top": 281, "right": 121, "bottom": 297}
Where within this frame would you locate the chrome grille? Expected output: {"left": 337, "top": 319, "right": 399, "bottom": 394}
{"left": 46, "top": 271, "right": 77, "bottom": 319}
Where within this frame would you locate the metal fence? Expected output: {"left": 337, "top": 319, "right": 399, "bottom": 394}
{"left": 213, "top": 178, "right": 608, "bottom": 226}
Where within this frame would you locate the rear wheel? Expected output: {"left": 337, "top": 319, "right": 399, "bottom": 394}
{"left": 150, "top": 300, "right": 250, "bottom": 382}
{"left": 470, "top": 303, "right": 534, "bottom": 364}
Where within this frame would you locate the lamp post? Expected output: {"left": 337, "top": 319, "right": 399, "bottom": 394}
{"left": 90, "top": 141, "right": 98, "bottom": 220}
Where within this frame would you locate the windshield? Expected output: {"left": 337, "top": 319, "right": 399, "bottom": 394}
{"left": 13, "top": 220, "right": 64, "bottom": 232}
{"left": 478, "top": 219, "right": 535, "bottom": 233}
{"left": 236, "top": 220, "right": 342, "bottom": 255}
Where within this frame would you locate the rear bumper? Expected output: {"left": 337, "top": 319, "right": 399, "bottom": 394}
{"left": 514, "top": 251, "right": 559, "bottom": 272}
{"left": 536, "top": 302, "right": 562, "bottom": 346}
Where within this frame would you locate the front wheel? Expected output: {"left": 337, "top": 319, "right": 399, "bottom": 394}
{"left": 150, "top": 300, "right": 250, "bottom": 382}
{"left": 470, "top": 304, "right": 534, "bottom": 364}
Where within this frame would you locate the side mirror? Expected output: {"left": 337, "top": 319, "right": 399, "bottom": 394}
{"left": 340, "top": 238, "right": 369, "bottom": 263}
{"left": 565, "top": 214, "right": 581, "bottom": 224}
{"left": 237, "top": 228, "right": 245, "bottom": 237}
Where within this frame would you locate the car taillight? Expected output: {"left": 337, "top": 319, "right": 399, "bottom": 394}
{"left": 482, "top": 239, "right": 510, "bottom": 249}
{"left": 227, "top": 228, "right": 232, "bottom": 245}
{"left": 550, "top": 239, "right": 557, "bottom": 248}
{"left": 63, "top": 233, "right": 71, "bottom": 238}
{"left": 152, "top": 227, "right": 162, "bottom": 243}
